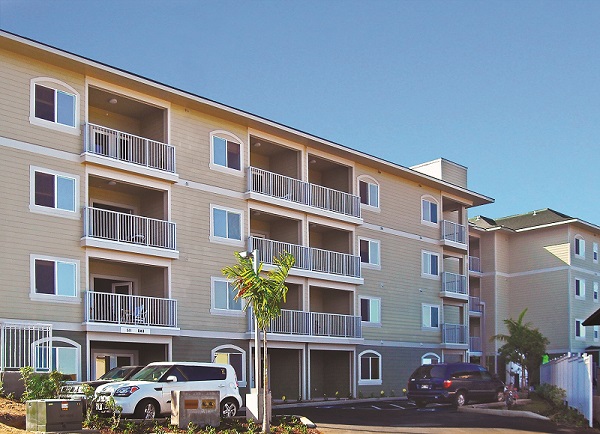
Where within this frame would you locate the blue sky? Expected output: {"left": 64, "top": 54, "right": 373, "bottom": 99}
{"left": 1, "top": 0, "right": 599, "bottom": 223}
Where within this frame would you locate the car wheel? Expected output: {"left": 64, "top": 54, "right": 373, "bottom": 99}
{"left": 134, "top": 399, "right": 159, "bottom": 420}
{"left": 415, "top": 400, "right": 427, "bottom": 408}
{"left": 220, "top": 398, "right": 239, "bottom": 418}
{"left": 496, "top": 389, "right": 505, "bottom": 402}
{"left": 454, "top": 391, "right": 466, "bottom": 408}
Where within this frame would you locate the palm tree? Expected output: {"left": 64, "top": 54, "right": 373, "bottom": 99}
{"left": 491, "top": 308, "right": 549, "bottom": 391}
{"left": 223, "top": 251, "right": 294, "bottom": 433}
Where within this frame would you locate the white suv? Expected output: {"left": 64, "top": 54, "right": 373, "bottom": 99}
{"left": 94, "top": 362, "right": 242, "bottom": 419}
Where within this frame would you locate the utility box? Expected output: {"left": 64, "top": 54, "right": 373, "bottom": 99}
{"left": 171, "top": 390, "right": 220, "bottom": 429}
{"left": 26, "top": 399, "right": 83, "bottom": 432}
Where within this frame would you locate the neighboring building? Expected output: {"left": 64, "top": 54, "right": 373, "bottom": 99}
{"left": 0, "top": 30, "right": 493, "bottom": 400}
{"left": 469, "top": 209, "right": 600, "bottom": 382}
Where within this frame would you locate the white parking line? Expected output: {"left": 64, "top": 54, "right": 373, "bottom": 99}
{"left": 389, "top": 403, "right": 404, "bottom": 409}
{"left": 371, "top": 405, "right": 382, "bottom": 410}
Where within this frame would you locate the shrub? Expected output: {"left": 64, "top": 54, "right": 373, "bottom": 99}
{"left": 535, "top": 383, "right": 566, "bottom": 407}
{"left": 20, "top": 366, "right": 65, "bottom": 401}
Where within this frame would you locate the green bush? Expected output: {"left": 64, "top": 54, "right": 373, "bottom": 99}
{"left": 535, "top": 383, "right": 566, "bottom": 407}
{"left": 19, "top": 366, "right": 65, "bottom": 401}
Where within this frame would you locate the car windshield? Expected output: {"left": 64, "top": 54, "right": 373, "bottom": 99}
{"left": 411, "top": 365, "right": 446, "bottom": 379}
{"left": 99, "top": 367, "right": 134, "bottom": 381}
{"left": 129, "top": 365, "right": 172, "bottom": 382}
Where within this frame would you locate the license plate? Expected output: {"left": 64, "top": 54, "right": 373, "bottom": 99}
{"left": 95, "top": 403, "right": 105, "bottom": 411}
{"left": 420, "top": 384, "right": 430, "bottom": 389}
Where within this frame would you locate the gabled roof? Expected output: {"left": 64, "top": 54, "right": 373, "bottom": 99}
{"left": 469, "top": 208, "right": 599, "bottom": 232}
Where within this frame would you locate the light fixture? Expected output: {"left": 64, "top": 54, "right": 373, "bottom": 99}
{"left": 254, "top": 142, "right": 261, "bottom": 147}
{"left": 108, "top": 98, "right": 118, "bottom": 104}
{"left": 108, "top": 180, "right": 117, "bottom": 186}
{"left": 309, "top": 159, "right": 316, "bottom": 164}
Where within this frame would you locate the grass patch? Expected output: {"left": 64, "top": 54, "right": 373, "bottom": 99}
{"left": 514, "top": 393, "right": 589, "bottom": 428}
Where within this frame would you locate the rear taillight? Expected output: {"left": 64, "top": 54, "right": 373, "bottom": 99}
{"left": 443, "top": 380, "right": 452, "bottom": 389}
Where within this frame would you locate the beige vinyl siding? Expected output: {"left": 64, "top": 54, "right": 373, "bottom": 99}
{"left": 508, "top": 226, "right": 569, "bottom": 273}
{"left": 440, "top": 160, "right": 467, "bottom": 188}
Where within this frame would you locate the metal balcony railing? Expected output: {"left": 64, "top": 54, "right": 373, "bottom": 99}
{"left": 250, "top": 236, "right": 361, "bottom": 278}
{"left": 442, "top": 220, "right": 466, "bottom": 245}
{"left": 85, "top": 291, "right": 177, "bottom": 328}
{"left": 1, "top": 322, "right": 52, "bottom": 371}
{"left": 442, "top": 272, "right": 467, "bottom": 295}
{"left": 85, "top": 123, "right": 176, "bottom": 173}
{"left": 248, "top": 167, "right": 361, "bottom": 218}
{"left": 469, "top": 296, "right": 483, "bottom": 313}
{"left": 469, "top": 336, "right": 482, "bottom": 352}
{"left": 468, "top": 256, "right": 481, "bottom": 272}
{"left": 83, "top": 207, "right": 176, "bottom": 250}
{"left": 249, "top": 309, "right": 361, "bottom": 338}
{"left": 442, "top": 323, "right": 468, "bottom": 344}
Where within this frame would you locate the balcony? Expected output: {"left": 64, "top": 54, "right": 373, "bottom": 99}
{"left": 250, "top": 309, "right": 362, "bottom": 339}
{"left": 84, "top": 291, "right": 177, "bottom": 328}
{"left": 441, "top": 272, "right": 468, "bottom": 300}
{"left": 84, "top": 123, "right": 177, "bottom": 178}
{"left": 83, "top": 207, "right": 177, "bottom": 257}
{"left": 247, "top": 167, "right": 361, "bottom": 220}
{"left": 469, "top": 336, "right": 482, "bottom": 352}
{"left": 442, "top": 220, "right": 467, "bottom": 250}
{"left": 442, "top": 323, "right": 468, "bottom": 345}
{"left": 250, "top": 236, "right": 361, "bottom": 280}
{"left": 469, "top": 296, "right": 483, "bottom": 314}
{"left": 468, "top": 256, "right": 481, "bottom": 273}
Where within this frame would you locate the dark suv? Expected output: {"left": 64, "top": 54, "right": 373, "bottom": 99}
{"left": 407, "top": 362, "right": 504, "bottom": 408}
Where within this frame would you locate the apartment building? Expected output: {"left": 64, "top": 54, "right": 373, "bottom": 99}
{"left": 469, "top": 209, "right": 600, "bottom": 380}
{"left": 0, "top": 30, "right": 493, "bottom": 400}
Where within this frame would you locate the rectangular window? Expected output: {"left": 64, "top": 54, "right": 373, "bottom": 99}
{"left": 35, "top": 84, "right": 76, "bottom": 127}
{"left": 575, "top": 278, "right": 585, "bottom": 299}
{"left": 594, "top": 243, "right": 598, "bottom": 263}
{"left": 34, "top": 258, "right": 77, "bottom": 298}
{"left": 360, "top": 239, "right": 380, "bottom": 266}
{"left": 595, "top": 326, "right": 599, "bottom": 341}
{"left": 595, "top": 282, "right": 599, "bottom": 303}
{"left": 359, "top": 180, "right": 379, "bottom": 208}
{"left": 33, "top": 169, "right": 76, "bottom": 212}
{"left": 575, "top": 319, "right": 585, "bottom": 339}
{"left": 213, "top": 136, "right": 241, "bottom": 170}
{"left": 360, "top": 297, "right": 381, "bottom": 324}
{"left": 422, "top": 304, "right": 440, "bottom": 328}
{"left": 575, "top": 237, "right": 585, "bottom": 258}
{"left": 212, "top": 207, "right": 242, "bottom": 241}
{"left": 422, "top": 251, "right": 439, "bottom": 277}
{"left": 212, "top": 279, "right": 242, "bottom": 312}
{"left": 422, "top": 199, "right": 438, "bottom": 224}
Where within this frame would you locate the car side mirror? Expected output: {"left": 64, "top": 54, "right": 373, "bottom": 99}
{"left": 166, "top": 375, "right": 178, "bottom": 383}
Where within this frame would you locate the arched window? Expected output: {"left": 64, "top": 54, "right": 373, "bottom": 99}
{"left": 210, "top": 130, "right": 243, "bottom": 174}
{"left": 357, "top": 176, "right": 379, "bottom": 209}
{"left": 212, "top": 345, "right": 246, "bottom": 387}
{"left": 33, "top": 337, "right": 81, "bottom": 381}
{"left": 421, "top": 352, "right": 440, "bottom": 365}
{"left": 358, "top": 350, "right": 382, "bottom": 385}
{"left": 30, "top": 77, "right": 80, "bottom": 134}
{"left": 421, "top": 195, "right": 439, "bottom": 226}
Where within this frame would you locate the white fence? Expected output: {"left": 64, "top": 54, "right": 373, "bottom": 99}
{"left": 1, "top": 322, "right": 52, "bottom": 371}
{"left": 540, "top": 353, "right": 593, "bottom": 427}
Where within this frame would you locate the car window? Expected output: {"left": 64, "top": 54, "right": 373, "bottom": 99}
{"left": 130, "top": 364, "right": 172, "bottom": 382}
{"left": 411, "top": 365, "right": 445, "bottom": 379}
{"left": 182, "top": 365, "right": 227, "bottom": 381}
{"left": 166, "top": 366, "right": 189, "bottom": 382}
{"left": 450, "top": 366, "right": 480, "bottom": 380}
{"left": 479, "top": 366, "right": 492, "bottom": 380}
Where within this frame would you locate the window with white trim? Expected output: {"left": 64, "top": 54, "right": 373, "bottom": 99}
{"left": 358, "top": 350, "right": 382, "bottom": 385}
{"left": 594, "top": 243, "right": 598, "bottom": 263}
{"left": 421, "top": 352, "right": 441, "bottom": 365}
{"left": 34, "top": 337, "right": 81, "bottom": 380}
{"left": 422, "top": 251, "right": 439, "bottom": 277}
{"left": 359, "top": 238, "right": 380, "bottom": 267}
{"left": 30, "top": 78, "right": 79, "bottom": 134}
{"left": 211, "top": 278, "right": 243, "bottom": 314}
{"left": 575, "top": 278, "right": 585, "bottom": 299}
{"left": 30, "top": 167, "right": 78, "bottom": 216}
{"left": 422, "top": 304, "right": 440, "bottom": 329}
{"left": 212, "top": 345, "right": 246, "bottom": 387}
{"left": 595, "top": 326, "right": 599, "bottom": 342}
{"left": 575, "top": 319, "right": 585, "bottom": 339}
{"left": 210, "top": 131, "right": 241, "bottom": 172}
{"left": 360, "top": 297, "right": 381, "bottom": 325}
{"left": 595, "top": 282, "right": 599, "bottom": 303}
{"left": 575, "top": 236, "right": 585, "bottom": 259}
{"left": 358, "top": 178, "right": 379, "bottom": 208}
{"left": 421, "top": 197, "right": 438, "bottom": 225}
{"left": 210, "top": 205, "right": 242, "bottom": 244}
{"left": 31, "top": 255, "right": 79, "bottom": 302}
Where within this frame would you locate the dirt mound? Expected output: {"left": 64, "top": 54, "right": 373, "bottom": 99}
{"left": 0, "top": 396, "right": 26, "bottom": 433}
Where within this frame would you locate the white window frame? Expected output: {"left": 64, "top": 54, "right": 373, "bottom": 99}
{"left": 212, "top": 344, "right": 247, "bottom": 387}
{"left": 29, "top": 166, "right": 80, "bottom": 219}
{"left": 210, "top": 277, "right": 244, "bottom": 316}
{"left": 33, "top": 337, "right": 81, "bottom": 380}
{"left": 595, "top": 282, "right": 599, "bottom": 303}
{"left": 575, "top": 278, "right": 586, "bottom": 300}
{"left": 422, "top": 303, "right": 440, "bottom": 329}
{"left": 422, "top": 250, "right": 440, "bottom": 279}
{"left": 30, "top": 255, "right": 80, "bottom": 304}
{"left": 29, "top": 77, "right": 80, "bottom": 135}
{"left": 575, "top": 319, "right": 585, "bottom": 340}
{"left": 210, "top": 204, "right": 244, "bottom": 246}
{"left": 360, "top": 296, "right": 381, "bottom": 326}
{"left": 421, "top": 195, "right": 439, "bottom": 227}
{"left": 359, "top": 237, "right": 381, "bottom": 269}
{"left": 595, "top": 326, "right": 599, "bottom": 342}
{"left": 358, "top": 350, "right": 382, "bottom": 385}
{"left": 421, "top": 352, "right": 441, "bottom": 365}
{"left": 574, "top": 236, "right": 585, "bottom": 259}
{"left": 209, "top": 130, "right": 244, "bottom": 176}
{"left": 358, "top": 176, "right": 380, "bottom": 211}
{"left": 594, "top": 242, "right": 598, "bottom": 264}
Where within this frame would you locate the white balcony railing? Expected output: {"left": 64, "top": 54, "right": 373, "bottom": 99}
{"left": 1, "top": 322, "right": 52, "bottom": 371}
{"left": 442, "top": 220, "right": 466, "bottom": 245}
{"left": 85, "top": 123, "right": 176, "bottom": 173}
{"left": 469, "top": 336, "right": 482, "bottom": 352}
{"left": 249, "top": 309, "right": 361, "bottom": 338}
{"left": 442, "top": 323, "right": 468, "bottom": 344}
{"left": 468, "top": 256, "right": 481, "bottom": 272}
{"left": 442, "top": 272, "right": 467, "bottom": 295}
{"left": 248, "top": 167, "right": 361, "bottom": 218}
{"left": 85, "top": 291, "right": 177, "bottom": 328}
{"left": 469, "top": 296, "right": 483, "bottom": 313}
{"left": 249, "top": 236, "right": 361, "bottom": 278}
{"left": 83, "top": 207, "right": 176, "bottom": 250}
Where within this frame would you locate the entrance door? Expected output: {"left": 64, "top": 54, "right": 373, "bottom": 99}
{"left": 93, "top": 352, "right": 136, "bottom": 380}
